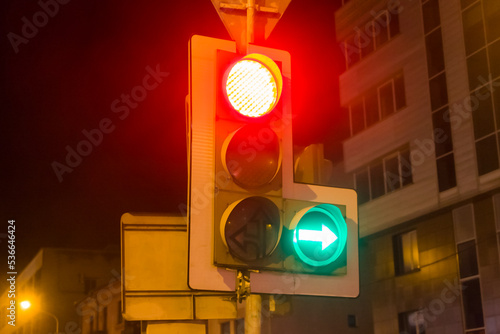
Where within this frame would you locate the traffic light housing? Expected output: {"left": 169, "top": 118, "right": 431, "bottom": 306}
{"left": 187, "top": 35, "right": 358, "bottom": 297}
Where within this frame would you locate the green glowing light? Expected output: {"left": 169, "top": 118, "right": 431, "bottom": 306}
{"left": 292, "top": 204, "right": 347, "bottom": 267}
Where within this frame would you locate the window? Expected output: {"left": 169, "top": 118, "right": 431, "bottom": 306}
{"left": 467, "top": 49, "right": 489, "bottom": 89}
{"left": 422, "top": 0, "right": 440, "bottom": 33}
{"left": 453, "top": 204, "right": 485, "bottom": 333}
{"left": 422, "top": 0, "right": 456, "bottom": 192}
{"left": 458, "top": 240, "right": 479, "bottom": 278}
{"left": 398, "top": 310, "right": 426, "bottom": 334}
{"left": 426, "top": 29, "right": 445, "bottom": 77}
{"left": 462, "top": 279, "right": 485, "bottom": 330}
{"left": 484, "top": 0, "right": 500, "bottom": 42}
{"left": 354, "top": 148, "right": 412, "bottom": 204}
{"left": 385, "top": 155, "right": 401, "bottom": 191}
{"left": 476, "top": 135, "right": 499, "bottom": 175}
{"left": 103, "top": 307, "right": 108, "bottom": 332}
{"left": 355, "top": 170, "right": 370, "bottom": 204}
{"left": 235, "top": 318, "right": 245, "bottom": 334}
{"left": 429, "top": 73, "right": 448, "bottom": 110}
{"left": 493, "top": 194, "right": 500, "bottom": 261}
{"left": 341, "top": 9, "right": 400, "bottom": 69}
{"left": 393, "top": 230, "right": 420, "bottom": 276}
{"left": 365, "top": 90, "right": 379, "bottom": 127}
{"left": 350, "top": 100, "right": 365, "bottom": 135}
{"left": 347, "top": 314, "right": 357, "bottom": 328}
{"left": 221, "top": 321, "right": 231, "bottom": 334}
{"left": 348, "top": 73, "right": 406, "bottom": 136}
{"left": 462, "top": 0, "right": 500, "bottom": 176}
{"left": 379, "top": 81, "right": 395, "bottom": 117}
{"left": 462, "top": 3, "right": 485, "bottom": 55}
{"left": 432, "top": 107, "right": 454, "bottom": 156}
{"left": 370, "top": 162, "right": 385, "bottom": 199}
{"left": 436, "top": 153, "right": 457, "bottom": 191}
{"left": 84, "top": 277, "right": 97, "bottom": 294}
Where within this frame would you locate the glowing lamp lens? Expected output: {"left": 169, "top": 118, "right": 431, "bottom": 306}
{"left": 225, "top": 54, "right": 282, "bottom": 118}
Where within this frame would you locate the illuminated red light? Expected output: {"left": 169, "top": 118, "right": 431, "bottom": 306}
{"left": 225, "top": 54, "right": 282, "bottom": 118}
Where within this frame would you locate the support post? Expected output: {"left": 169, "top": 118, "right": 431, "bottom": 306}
{"left": 245, "top": 294, "right": 262, "bottom": 334}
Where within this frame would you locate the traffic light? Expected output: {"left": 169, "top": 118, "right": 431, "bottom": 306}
{"left": 188, "top": 35, "right": 358, "bottom": 297}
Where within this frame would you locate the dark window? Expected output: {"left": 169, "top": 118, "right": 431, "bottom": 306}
{"left": 489, "top": 40, "right": 500, "bottom": 80}
{"left": 344, "top": 35, "right": 360, "bottom": 68}
{"left": 365, "top": 90, "right": 379, "bottom": 126}
{"left": 236, "top": 318, "right": 245, "bottom": 334}
{"left": 84, "top": 277, "right": 97, "bottom": 294}
{"left": 423, "top": 0, "right": 441, "bottom": 33}
{"left": 472, "top": 87, "right": 495, "bottom": 140}
{"left": 394, "top": 74, "right": 406, "bottom": 110}
{"left": 102, "top": 307, "right": 108, "bottom": 332}
{"left": 398, "top": 310, "right": 426, "bottom": 334}
{"left": 347, "top": 314, "right": 357, "bottom": 328}
{"left": 389, "top": 11, "right": 400, "bottom": 37}
{"left": 484, "top": 0, "right": 500, "bottom": 43}
{"left": 379, "top": 81, "right": 395, "bottom": 118}
{"left": 426, "top": 29, "right": 445, "bottom": 78}
{"left": 355, "top": 148, "right": 412, "bottom": 203}
{"left": 429, "top": 73, "right": 448, "bottom": 111}
{"left": 457, "top": 240, "right": 479, "bottom": 278}
{"left": 348, "top": 74, "right": 406, "bottom": 136}
{"left": 360, "top": 28, "right": 374, "bottom": 58}
{"left": 436, "top": 153, "right": 457, "bottom": 191}
{"left": 374, "top": 13, "right": 389, "bottom": 47}
{"left": 494, "top": 83, "right": 500, "bottom": 129}
{"left": 385, "top": 155, "right": 401, "bottom": 192}
{"left": 462, "top": 3, "right": 485, "bottom": 55}
{"left": 370, "top": 163, "right": 385, "bottom": 199}
{"left": 221, "top": 321, "right": 231, "bottom": 334}
{"left": 476, "top": 135, "right": 499, "bottom": 175}
{"left": 393, "top": 230, "right": 420, "bottom": 276}
{"left": 125, "top": 321, "right": 141, "bottom": 334}
{"left": 350, "top": 101, "right": 365, "bottom": 135}
{"left": 400, "top": 149, "right": 413, "bottom": 186}
{"left": 432, "top": 107, "right": 454, "bottom": 157}
{"left": 355, "top": 170, "right": 370, "bottom": 204}
{"left": 343, "top": 10, "right": 400, "bottom": 69}
{"left": 462, "top": 278, "right": 485, "bottom": 330}
{"left": 467, "top": 49, "right": 490, "bottom": 90}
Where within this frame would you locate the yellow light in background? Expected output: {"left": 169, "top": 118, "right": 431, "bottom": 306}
{"left": 225, "top": 53, "right": 282, "bottom": 118}
{"left": 20, "top": 300, "right": 31, "bottom": 310}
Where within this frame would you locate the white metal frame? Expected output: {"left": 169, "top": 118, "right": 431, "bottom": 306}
{"left": 188, "top": 35, "right": 359, "bottom": 297}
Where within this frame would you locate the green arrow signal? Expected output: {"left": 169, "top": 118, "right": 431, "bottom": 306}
{"left": 298, "top": 224, "right": 338, "bottom": 250}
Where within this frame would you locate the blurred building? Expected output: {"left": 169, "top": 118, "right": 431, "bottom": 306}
{"left": 77, "top": 279, "right": 140, "bottom": 334}
{"left": 335, "top": 0, "right": 500, "bottom": 332}
{"left": 0, "top": 247, "right": 120, "bottom": 334}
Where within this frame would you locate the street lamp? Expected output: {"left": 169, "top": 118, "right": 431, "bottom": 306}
{"left": 20, "top": 299, "right": 59, "bottom": 334}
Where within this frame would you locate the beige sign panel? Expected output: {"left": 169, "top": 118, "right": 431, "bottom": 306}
{"left": 120, "top": 213, "right": 237, "bottom": 321}
{"left": 211, "top": 0, "right": 292, "bottom": 44}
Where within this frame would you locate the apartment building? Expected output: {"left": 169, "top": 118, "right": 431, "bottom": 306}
{"left": 335, "top": 0, "right": 500, "bottom": 332}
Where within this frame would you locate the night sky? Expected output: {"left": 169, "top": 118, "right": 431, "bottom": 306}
{"left": 2, "top": 0, "right": 343, "bottom": 276}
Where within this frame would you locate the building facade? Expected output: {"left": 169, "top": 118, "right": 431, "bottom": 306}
{"left": 77, "top": 280, "right": 140, "bottom": 334}
{"left": 336, "top": 0, "right": 500, "bottom": 333}
{"left": 0, "top": 248, "right": 120, "bottom": 334}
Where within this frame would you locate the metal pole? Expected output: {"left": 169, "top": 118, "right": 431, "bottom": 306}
{"left": 246, "top": 0, "right": 255, "bottom": 54}
{"left": 245, "top": 294, "right": 261, "bottom": 334}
